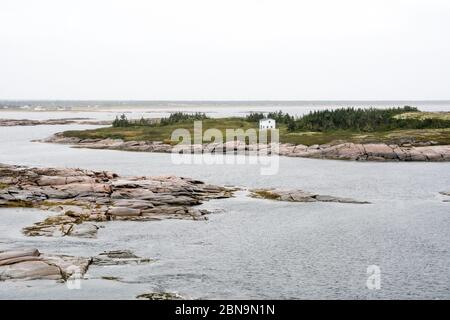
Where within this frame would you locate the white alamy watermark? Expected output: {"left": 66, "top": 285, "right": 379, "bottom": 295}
{"left": 170, "top": 121, "right": 280, "bottom": 175}
{"left": 66, "top": 265, "right": 83, "bottom": 290}
{"left": 366, "top": 265, "right": 381, "bottom": 290}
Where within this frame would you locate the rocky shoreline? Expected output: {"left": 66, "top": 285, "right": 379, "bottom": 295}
{"left": 1, "top": 162, "right": 446, "bottom": 291}
{"left": 42, "top": 133, "right": 450, "bottom": 161}
{"left": 0, "top": 164, "right": 234, "bottom": 238}
{"left": 0, "top": 118, "right": 111, "bottom": 126}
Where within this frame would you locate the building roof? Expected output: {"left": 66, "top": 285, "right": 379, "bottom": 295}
{"left": 259, "top": 118, "right": 275, "bottom": 122}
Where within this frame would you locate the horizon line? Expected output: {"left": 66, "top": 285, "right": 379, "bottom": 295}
{"left": 1, "top": 99, "right": 450, "bottom": 102}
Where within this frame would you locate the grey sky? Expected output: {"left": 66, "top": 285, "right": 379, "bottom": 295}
{"left": 0, "top": 0, "right": 449, "bottom": 100}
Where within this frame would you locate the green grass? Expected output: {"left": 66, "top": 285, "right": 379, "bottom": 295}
{"left": 63, "top": 118, "right": 257, "bottom": 144}
{"left": 0, "top": 183, "right": 9, "bottom": 190}
{"left": 280, "top": 127, "right": 450, "bottom": 146}
{"left": 62, "top": 116, "right": 450, "bottom": 146}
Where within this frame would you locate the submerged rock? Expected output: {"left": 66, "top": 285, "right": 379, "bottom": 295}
{"left": 0, "top": 164, "right": 234, "bottom": 238}
{"left": 101, "top": 276, "right": 122, "bottom": 281}
{"left": 136, "top": 292, "right": 184, "bottom": 300}
{"left": 441, "top": 191, "right": 450, "bottom": 202}
{"left": 92, "top": 250, "right": 153, "bottom": 266}
{"left": 249, "top": 188, "right": 370, "bottom": 204}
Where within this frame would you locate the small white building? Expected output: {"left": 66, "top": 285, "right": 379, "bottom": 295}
{"left": 259, "top": 118, "right": 276, "bottom": 130}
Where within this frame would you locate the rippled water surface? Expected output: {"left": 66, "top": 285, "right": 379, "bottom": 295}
{"left": 1, "top": 108, "right": 450, "bottom": 299}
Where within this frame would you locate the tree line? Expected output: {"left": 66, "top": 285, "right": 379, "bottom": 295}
{"left": 159, "top": 112, "right": 208, "bottom": 125}
{"left": 113, "top": 107, "right": 450, "bottom": 132}
{"left": 245, "top": 111, "right": 295, "bottom": 125}
{"left": 289, "top": 106, "right": 450, "bottom": 132}
{"left": 112, "top": 112, "right": 209, "bottom": 127}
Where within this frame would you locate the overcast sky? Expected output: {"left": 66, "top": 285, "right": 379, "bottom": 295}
{"left": 0, "top": 0, "right": 449, "bottom": 100}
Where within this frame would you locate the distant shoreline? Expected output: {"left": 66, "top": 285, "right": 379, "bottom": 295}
{"left": 41, "top": 133, "right": 450, "bottom": 162}
{"left": 1, "top": 100, "right": 450, "bottom": 110}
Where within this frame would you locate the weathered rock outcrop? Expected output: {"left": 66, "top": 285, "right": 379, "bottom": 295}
{"left": 0, "top": 118, "right": 111, "bottom": 126}
{"left": 0, "top": 248, "right": 91, "bottom": 281}
{"left": 277, "top": 142, "right": 450, "bottom": 161}
{"left": 43, "top": 133, "right": 450, "bottom": 162}
{"left": 249, "top": 188, "right": 370, "bottom": 204}
{"left": 0, "top": 164, "right": 234, "bottom": 238}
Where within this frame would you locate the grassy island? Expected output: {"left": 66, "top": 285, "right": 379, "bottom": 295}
{"left": 62, "top": 108, "right": 450, "bottom": 146}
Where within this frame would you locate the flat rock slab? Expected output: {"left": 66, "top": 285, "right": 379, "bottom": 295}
{"left": 0, "top": 248, "right": 40, "bottom": 264}
{"left": 249, "top": 188, "right": 370, "bottom": 204}
{"left": 0, "top": 261, "right": 62, "bottom": 280}
{"left": 0, "top": 248, "right": 91, "bottom": 281}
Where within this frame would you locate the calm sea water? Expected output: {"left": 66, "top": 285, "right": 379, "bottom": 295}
{"left": 0, "top": 106, "right": 450, "bottom": 299}
{"left": 1, "top": 100, "right": 449, "bottom": 121}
